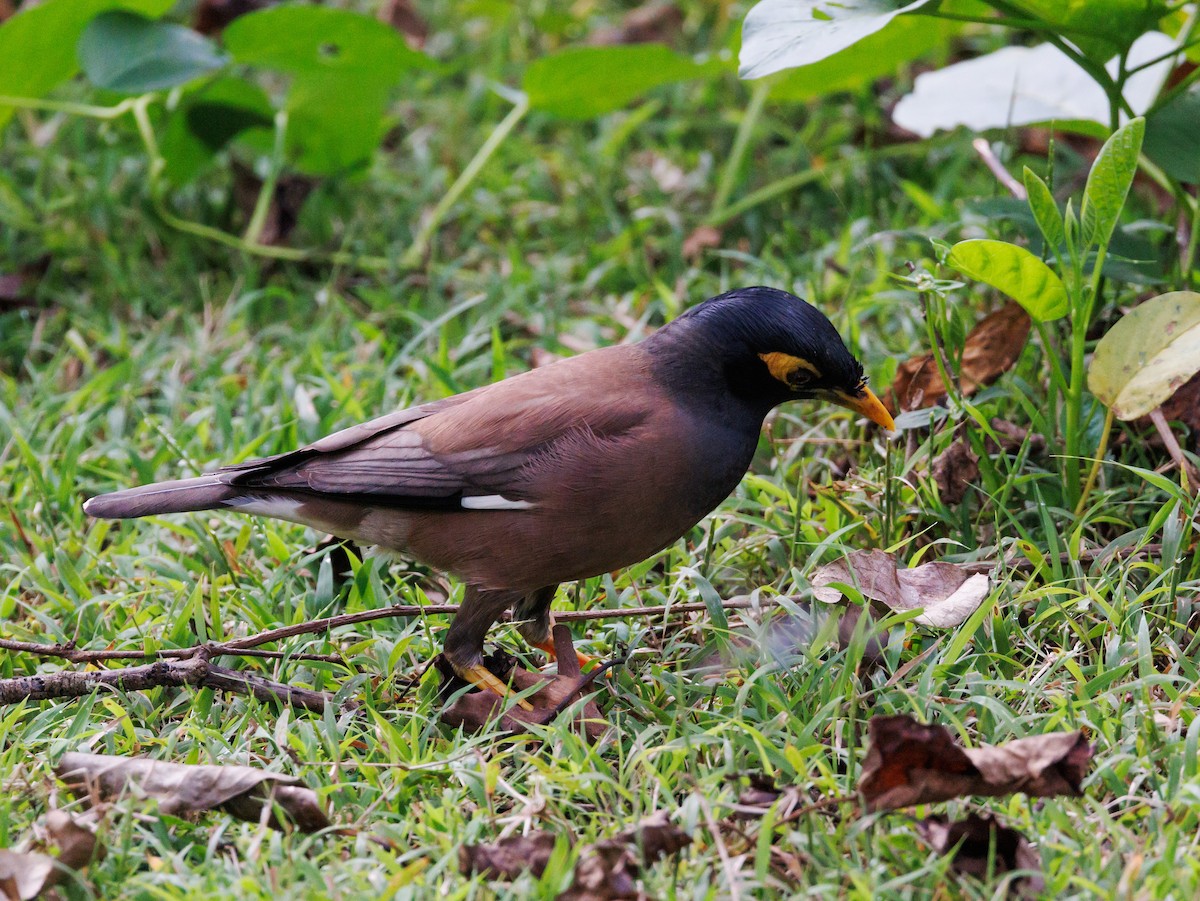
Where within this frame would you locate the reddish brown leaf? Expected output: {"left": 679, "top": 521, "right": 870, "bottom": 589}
{"left": 959, "top": 302, "right": 1031, "bottom": 394}
{"left": 890, "top": 302, "right": 1031, "bottom": 411}
{"left": 859, "top": 714, "right": 1091, "bottom": 810}
{"left": 0, "top": 256, "right": 50, "bottom": 311}
{"left": 378, "top": 0, "right": 428, "bottom": 48}
{"left": 916, "top": 813, "right": 1044, "bottom": 897}
{"left": 461, "top": 813, "right": 689, "bottom": 900}
{"left": 193, "top": 0, "right": 273, "bottom": 35}
{"left": 459, "top": 832, "right": 560, "bottom": 880}
{"left": 56, "top": 753, "right": 330, "bottom": 832}
{"left": 682, "top": 225, "right": 723, "bottom": 260}
{"left": 812, "top": 550, "right": 990, "bottom": 628}
{"left": 232, "top": 161, "right": 318, "bottom": 247}
{"left": 932, "top": 437, "right": 980, "bottom": 505}
{"left": 586, "top": 3, "right": 685, "bottom": 46}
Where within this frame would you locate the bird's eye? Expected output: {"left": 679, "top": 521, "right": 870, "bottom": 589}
{"left": 787, "top": 369, "right": 814, "bottom": 389}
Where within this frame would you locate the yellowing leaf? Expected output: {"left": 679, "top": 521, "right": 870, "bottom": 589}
{"left": 1088, "top": 291, "right": 1200, "bottom": 419}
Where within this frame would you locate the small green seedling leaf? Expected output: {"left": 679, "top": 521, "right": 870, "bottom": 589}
{"left": 78, "top": 11, "right": 228, "bottom": 93}
{"left": 1081, "top": 117, "right": 1145, "bottom": 249}
{"left": 523, "top": 45, "right": 723, "bottom": 119}
{"left": 947, "top": 239, "right": 1069, "bottom": 322}
{"left": 1088, "top": 291, "right": 1200, "bottom": 420}
{"left": 1023, "top": 166, "right": 1064, "bottom": 250}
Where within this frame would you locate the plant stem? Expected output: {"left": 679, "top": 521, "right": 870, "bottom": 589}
{"left": 1075, "top": 406, "right": 1114, "bottom": 516}
{"left": 0, "top": 94, "right": 136, "bottom": 119}
{"left": 401, "top": 93, "right": 530, "bottom": 269}
{"left": 244, "top": 110, "right": 289, "bottom": 247}
{"left": 1064, "top": 244, "right": 1108, "bottom": 503}
{"left": 711, "top": 78, "right": 770, "bottom": 218}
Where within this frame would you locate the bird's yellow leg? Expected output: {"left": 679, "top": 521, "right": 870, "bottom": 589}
{"left": 531, "top": 638, "right": 598, "bottom": 674}
{"left": 463, "top": 663, "right": 534, "bottom": 711}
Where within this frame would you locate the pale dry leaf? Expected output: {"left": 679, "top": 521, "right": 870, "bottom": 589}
{"left": 56, "top": 753, "right": 329, "bottom": 832}
{"left": 858, "top": 714, "right": 1091, "bottom": 810}
{"left": 812, "top": 549, "right": 991, "bottom": 627}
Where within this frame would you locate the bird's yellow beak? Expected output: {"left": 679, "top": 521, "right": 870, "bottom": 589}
{"left": 830, "top": 386, "right": 896, "bottom": 433}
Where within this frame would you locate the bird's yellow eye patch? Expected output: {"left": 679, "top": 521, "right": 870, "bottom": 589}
{"left": 759, "top": 352, "right": 821, "bottom": 386}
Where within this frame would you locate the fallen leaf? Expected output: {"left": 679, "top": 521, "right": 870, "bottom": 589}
{"left": 682, "top": 225, "right": 722, "bottom": 260}
{"left": 959, "top": 302, "right": 1032, "bottom": 393}
{"left": 858, "top": 714, "right": 1092, "bottom": 810}
{"left": 56, "top": 753, "right": 329, "bottom": 832}
{"left": 459, "top": 832, "right": 560, "bottom": 880}
{"left": 0, "top": 810, "right": 99, "bottom": 900}
{"left": 587, "top": 3, "right": 685, "bottom": 46}
{"left": 461, "top": 813, "right": 689, "bottom": 900}
{"left": 378, "top": 0, "right": 428, "bottom": 48}
{"left": 0, "top": 256, "right": 50, "bottom": 311}
{"left": 438, "top": 625, "right": 611, "bottom": 743}
{"left": 916, "top": 813, "right": 1044, "bottom": 897}
{"left": 232, "top": 161, "right": 318, "bottom": 247}
{"left": 890, "top": 302, "right": 1032, "bottom": 411}
{"left": 193, "top": 0, "right": 272, "bottom": 35}
{"left": 812, "top": 550, "right": 991, "bottom": 628}
{"left": 932, "top": 437, "right": 980, "bottom": 506}
{"left": 985, "top": 418, "right": 1046, "bottom": 456}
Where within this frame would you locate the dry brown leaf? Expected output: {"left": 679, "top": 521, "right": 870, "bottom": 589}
{"left": 890, "top": 302, "right": 1031, "bottom": 412}
{"left": 932, "top": 437, "right": 980, "bottom": 506}
{"left": 586, "top": 3, "right": 685, "bottom": 46}
{"left": 378, "top": 0, "right": 428, "bottom": 48}
{"left": 461, "top": 813, "right": 689, "bottom": 900}
{"left": 0, "top": 256, "right": 50, "bottom": 311}
{"left": 459, "top": 832, "right": 560, "bottom": 880}
{"left": 192, "top": 0, "right": 272, "bottom": 35}
{"left": 916, "top": 813, "right": 1044, "bottom": 897}
{"left": 438, "top": 625, "right": 610, "bottom": 743}
{"left": 812, "top": 549, "right": 990, "bottom": 628}
{"left": 0, "top": 810, "right": 99, "bottom": 900}
{"left": 682, "top": 225, "right": 722, "bottom": 260}
{"left": 232, "top": 161, "right": 318, "bottom": 247}
{"left": 858, "top": 714, "right": 1092, "bottom": 810}
{"left": 959, "top": 302, "right": 1032, "bottom": 394}
{"left": 56, "top": 753, "right": 330, "bottom": 832}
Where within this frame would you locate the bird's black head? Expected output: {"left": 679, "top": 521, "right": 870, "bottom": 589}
{"left": 650, "top": 286, "right": 895, "bottom": 429}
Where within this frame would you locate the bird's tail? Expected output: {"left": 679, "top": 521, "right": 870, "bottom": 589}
{"left": 83, "top": 474, "right": 238, "bottom": 519}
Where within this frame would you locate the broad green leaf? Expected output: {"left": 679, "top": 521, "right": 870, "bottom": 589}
{"left": 768, "top": 14, "right": 957, "bottom": 101}
{"left": 1144, "top": 85, "right": 1200, "bottom": 184}
{"left": 159, "top": 77, "right": 273, "bottom": 185}
{"left": 893, "top": 34, "right": 1172, "bottom": 138}
{"left": 523, "top": 45, "right": 724, "bottom": 119}
{"left": 223, "top": 4, "right": 429, "bottom": 82}
{"left": 947, "top": 239, "right": 1069, "bottom": 322}
{"left": 1081, "top": 117, "right": 1144, "bottom": 249}
{"left": 1022, "top": 166, "right": 1064, "bottom": 250}
{"left": 0, "top": 0, "right": 173, "bottom": 130}
{"left": 739, "top": 0, "right": 936, "bottom": 80}
{"left": 1012, "top": 0, "right": 1169, "bottom": 62}
{"left": 78, "top": 11, "right": 228, "bottom": 93}
{"left": 223, "top": 5, "right": 431, "bottom": 174}
{"left": 1088, "top": 291, "right": 1200, "bottom": 420}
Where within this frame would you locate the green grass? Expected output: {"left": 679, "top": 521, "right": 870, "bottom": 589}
{"left": 2, "top": 3, "right": 1199, "bottom": 898}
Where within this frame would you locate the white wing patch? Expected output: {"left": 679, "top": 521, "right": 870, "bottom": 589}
{"left": 226, "top": 495, "right": 309, "bottom": 523}
{"left": 460, "top": 495, "right": 535, "bottom": 511}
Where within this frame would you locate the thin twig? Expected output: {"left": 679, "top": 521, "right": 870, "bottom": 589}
{"left": 971, "top": 138, "right": 1026, "bottom": 200}
{"left": 0, "top": 655, "right": 335, "bottom": 711}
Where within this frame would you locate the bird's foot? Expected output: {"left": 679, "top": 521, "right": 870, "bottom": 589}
{"left": 462, "top": 662, "right": 534, "bottom": 711}
{"left": 531, "top": 637, "right": 599, "bottom": 675}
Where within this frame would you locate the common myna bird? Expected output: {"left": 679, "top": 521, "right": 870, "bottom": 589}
{"left": 84, "top": 287, "right": 894, "bottom": 706}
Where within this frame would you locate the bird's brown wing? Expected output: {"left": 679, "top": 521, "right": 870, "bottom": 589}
{"left": 221, "top": 345, "right": 654, "bottom": 510}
